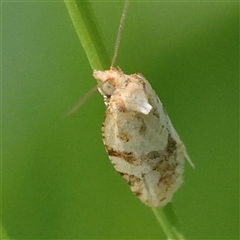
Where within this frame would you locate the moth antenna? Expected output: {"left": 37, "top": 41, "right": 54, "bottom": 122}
{"left": 110, "top": 0, "right": 130, "bottom": 68}
{"left": 68, "top": 1, "right": 129, "bottom": 115}
{"left": 67, "top": 83, "right": 103, "bottom": 115}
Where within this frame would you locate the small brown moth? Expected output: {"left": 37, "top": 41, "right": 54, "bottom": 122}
{"left": 75, "top": 1, "right": 194, "bottom": 207}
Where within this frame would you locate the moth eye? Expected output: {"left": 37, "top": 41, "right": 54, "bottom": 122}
{"left": 102, "top": 80, "right": 115, "bottom": 96}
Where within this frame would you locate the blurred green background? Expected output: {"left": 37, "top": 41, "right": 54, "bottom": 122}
{"left": 2, "top": 1, "right": 239, "bottom": 239}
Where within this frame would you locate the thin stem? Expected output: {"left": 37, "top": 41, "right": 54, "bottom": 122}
{"left": 64, "top": 0, "right": 109, "bottom": 70}
{"left": 152, "top": 207, "right": 185, "bottom": 240}
{"left": 1, "top": 222, "right": 11, "bottom": 239}
{"left": 64, "top": 2, "right": 185, "bottom": 239}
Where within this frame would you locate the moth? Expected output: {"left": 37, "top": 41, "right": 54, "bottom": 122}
{"left": 93, "top": 65, "right": 194, "bottom": 207}
{"left": 76, "top": 1, "right": 194, "bottom": 207}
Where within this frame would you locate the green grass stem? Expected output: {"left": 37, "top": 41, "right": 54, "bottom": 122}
{"left": 64, "top": 1, "right": 186, "bottom": 239}
{"left": 152, "top": 207, "right": 185, "bottom": 240}
{"left": 64, "top": 0, "right": 109, "bottom": 70}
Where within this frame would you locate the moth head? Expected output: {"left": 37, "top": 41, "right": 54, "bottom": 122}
{"left": 93, "top": 68, "right": 125, "bottom": 97}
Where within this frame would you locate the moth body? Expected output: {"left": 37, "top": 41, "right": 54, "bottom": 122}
{"left": 93, "top": 67, "right": 193, "bottom": 206}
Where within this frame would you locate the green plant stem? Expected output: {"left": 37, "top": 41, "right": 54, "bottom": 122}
{"left": 64, "top": 0, "right": 109, "bottom": 70}
{"left": 64, "top": 1, "right": 185, "bottom": 239}
{"left": 152, "top": 207, "right": 185, "bottom": 240}
{"left": 1, "top": 222, "right": 11, "bottom": 239}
